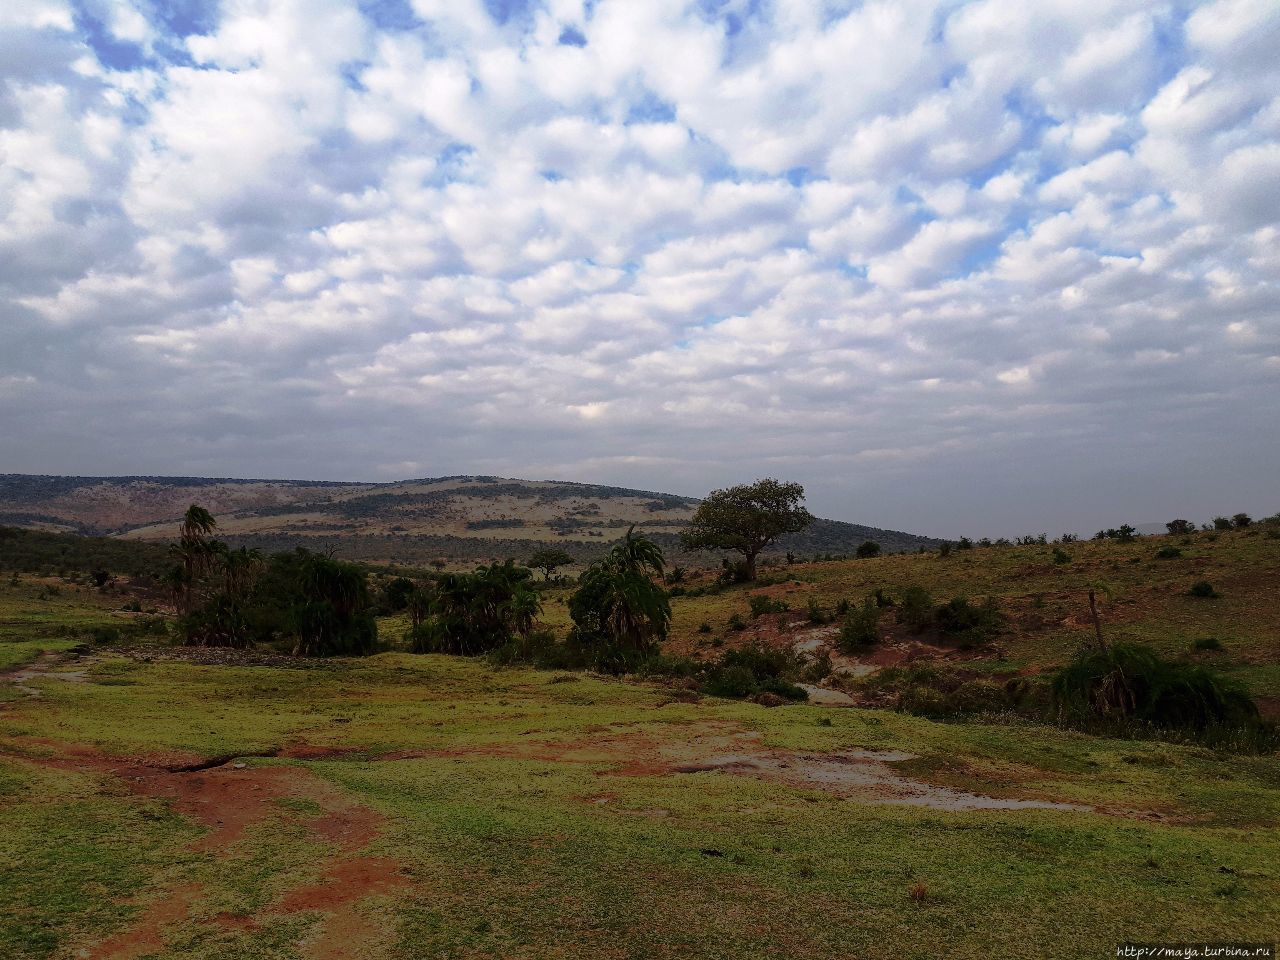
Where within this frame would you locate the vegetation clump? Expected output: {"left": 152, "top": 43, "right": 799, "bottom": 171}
{"left": 1050, "top": 643, "right": 1267, "bottom": 747}
{"left": 411, "top": 560, "right": 538, "bottom": 656}
{"left": 700, "top": 642, "right": 808, "bottom": 702}
{"left": 681, "top": 478, "right": 814, "bottom": 581}
{"left": 838, "top": 598, "right": 880, "bottom": 651}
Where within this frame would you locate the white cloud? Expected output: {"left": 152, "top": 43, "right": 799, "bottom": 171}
{"left": 1, "top": 0, "right": 1278, "bottom": 536}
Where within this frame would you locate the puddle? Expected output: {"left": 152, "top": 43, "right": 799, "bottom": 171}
{"left": 667, "top": 737, "right": 1089, "bottom": 813}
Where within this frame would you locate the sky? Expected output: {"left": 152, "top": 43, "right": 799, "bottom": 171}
{"left": 1, "top": 0, "right": 1278, "bottom": 539}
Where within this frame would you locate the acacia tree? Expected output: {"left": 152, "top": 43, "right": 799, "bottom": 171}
{"left": 680, "top": 479, "right": 814, "bottom": 581}
{"left": 527, "top": 547, "right": 574, "bottom": 581}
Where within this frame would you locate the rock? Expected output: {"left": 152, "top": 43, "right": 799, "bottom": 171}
{"left": 752, "top": 692, "right": 786, "bottom": 707}
{"left": 232, "top": 762, "right": 247, "bottom": 769}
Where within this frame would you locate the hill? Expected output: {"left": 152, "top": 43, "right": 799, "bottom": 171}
{"left": 0, "top": 474, "right": 940, "bottom": 565}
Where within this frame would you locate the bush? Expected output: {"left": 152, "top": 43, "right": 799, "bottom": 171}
{"left": 748, "top": 594, "right": 790, "bottom": 617}
{"left": 863, "top": 664, "right": 1038, "bottom": 719}
{"left": 89, "top": 625, "right": 121, "bottom": 645}
{"left": 1052, "top": 547, "right": 1071, "bottom": 565}
{"left": 1051, "top": 643, "right": 1258, "bottom": 731}
{"left": 933, "top": 596, "right": 1003, "bottom": 647}
{"left": 856, "top": 541, "right": 881, "bottom": 559}
{"left": 806, "top": 599, "right": 832, "bottom": 624}
{"left": 1193, "top": 636, "right": 1224, "bottom": 652}
{"left": 701, "top": 642, "right": 808, "bottom": 702}
{"left": 838, "top": 598, "right": 880, "bottom": 652}
{"left": 899, "top": 586, "right": 934, "bottom": 629}
{"left": 1188, "top": 580, "right": 1218, "bottom": 598}
{"left": 697, "top": 621, "right": 712, "bottom": 634}
{"left": 834, "top": 598, "right": 851, "bottom": 616}
{"left": 1155, "top": 547, "right": 1183, "bottom": 559}
{"left": 727, "top": 613, "right": 745, "bottom": 632}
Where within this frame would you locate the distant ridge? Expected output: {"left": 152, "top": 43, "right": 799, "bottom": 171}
{"left": 0, "top": 473, "right": 941, "bottom": 565}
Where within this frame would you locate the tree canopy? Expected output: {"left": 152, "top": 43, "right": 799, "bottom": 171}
{"left": 680, "top": 478, "right": 814, "bottom": 581}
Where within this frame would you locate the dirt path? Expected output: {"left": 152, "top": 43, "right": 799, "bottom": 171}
{"left": 6, "top": 742, "right": 411, "bottom": 960}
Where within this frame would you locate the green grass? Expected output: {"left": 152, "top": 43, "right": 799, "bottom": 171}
{"left": 2, "top": 649, "right": 1279, "bottom": 958}
{"left": 1, "top": 532, "right": 1278, "bottom": 958}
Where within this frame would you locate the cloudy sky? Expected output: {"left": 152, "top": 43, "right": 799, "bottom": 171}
{"left": 1, "top": 0, "right": 1278, "bottom": 537}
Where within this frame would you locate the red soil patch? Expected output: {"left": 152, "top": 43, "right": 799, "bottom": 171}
{"left": 276, "top": 856, "right": 409, "bottom": 914}
{"left": 82, "top": 883, "right": 204, "bottom": 960}
{"left": 5, "top": 739, "right": 413, "bottom": 959}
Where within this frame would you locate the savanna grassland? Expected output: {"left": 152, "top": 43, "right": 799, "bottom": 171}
{"left": 2, "top": 525, "right": 1279, "bottom": 960}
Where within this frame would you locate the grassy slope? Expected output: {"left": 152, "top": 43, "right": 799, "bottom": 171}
{"left": 663, "top": 526, "right": 1280, "bottom": 701}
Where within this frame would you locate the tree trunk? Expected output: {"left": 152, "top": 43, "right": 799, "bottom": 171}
{"left": 744, "top": 551, "right": 758, "bottom": 582}
{"left": 1088, "top": 589, "right": 1108, "bottom": 653}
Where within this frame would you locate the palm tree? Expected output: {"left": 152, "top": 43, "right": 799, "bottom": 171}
{"left": 569, "top": 527, "right": 671, "bottom": 669}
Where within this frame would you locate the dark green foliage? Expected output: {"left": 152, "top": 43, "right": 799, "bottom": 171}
{"left": 748, "top": 594, "right": 789, "bottom": 617}
{"left": 834, "top": 598, "right": 851, "bottom": 616}
{"left": 0, "top": 525, "right": 168, "bottom": 577}
{"left": 856, "top": 540, "right": 881, "bottom": 558}
{"left": 838, "top": 598, "right": 879, "bottom": 652}
{"left": 680, "top": 478, "right": 814, "bottom": 581}
{"left": 567, "top": 528, "right": 670, "bottom": 673}
{"left": 701, "top": 642, "right": 808, "bottom": 702}
{"left": 870, "top": 588, "right": 895, "bottom": 607}
{"left": 898, "top": 586, "right": 934, "bottom": 629}
{"left": 726, "top": 613, "right": 745, "bottom": 632}
{"left": 286, "top": 552, "right": 378, "bottom": 656}
{"left": 412, "top": 560, "right": 539, "bottom": 656}
{"left": 806, "top": 599, "right": 831, "bottom": 624}
{"left": 1188, "top": 580, "right": 1218, "bottom": 598}
{"left": 1050, "top": 643, "right": 1259, "bottom": 733}
{"left": 526, "top": 547, "right": 574, "bottom": 580}
{"left": 381, "top": 577, "right": 416, "bottom": 612}
{"left": 1155, "top": 547, "right": 1182, "bottom": 559}
{"left": 697, "top": 621, "right": 712, "bottom": 633}
{"left": 933, "top": 596, "right": 1004, "bottom": 647}
{"left": 866, "top": 664, "right": 1038, "bottom": 718}
{"left": 1231, "top": 513, "right": 1252, "bottom": 528}
{"left": 1212, "top": 516, "right": 1233, "bottom": 531}
{"left": 1052, "top": 547, "right": 1071, "bottom": 565}
{"left": 1193, "top": 636, "right": 1224, "bottom": 652}
{"left": 1165, "top": 519, "right": 1195, "bottom": 535}
{"left": 464, "top": 518, "right": 526, "bottom": 530}
{"left": 938, "top": 542, "right": 952, "bottom": 558}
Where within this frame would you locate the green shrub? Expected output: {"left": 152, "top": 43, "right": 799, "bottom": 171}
{"left": 899, "top": 586, "right": 933, "bottom": 629}
{"left": 1155, "top": 547, "right": 1182, "bottom": 559}
{"left": 806, "top": 599, "right": 831, "bottom": 624}
{"left": 1052, "top": 548, "right": 1071, "bottom": 565}
{"left": 834, "top": 598, "right": 851, "bottom": 616}
{"left": 1192, "top": 636, "right": 1224, "bottom": 652}
{"left": 701, "top": 642, "right": 808, "bottom": 702}
{"left": 748, "top": 594, "right": 790, "bottom": 617}
{"left": 871, "top": 588, "right": 895, "bottom": 607}
{"left": 838, "top": 598, "right": 880, "bottom": 652}
{"left": 697, "top": 622, "right": 712, "bottom": 634}
{"left": 1051, "top": 643, "right": 1257, "bottom": 731}
{"left": 856, "top": 541, "right": 881, "bottom": 558}
{"left": 1188, "top": 580, "right": 1218, "bottom": 598}
{"left": 933, "top": 596, "right": 1003, "bottom": 647}
{"left": 89, "top": 626, "right": 121, "bottom": 645}
{"left": 727, "top": 613, "right": 745, "bottom": 632}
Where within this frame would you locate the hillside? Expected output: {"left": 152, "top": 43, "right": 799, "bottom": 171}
{"left": 0, "top": 474, "right": 940, "bottom": 564}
